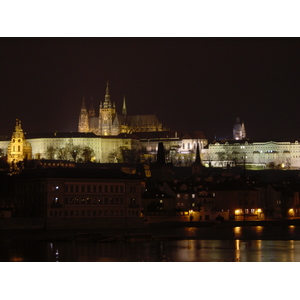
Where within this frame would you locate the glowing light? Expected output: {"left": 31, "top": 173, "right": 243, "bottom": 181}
{"left": 289, "top": 208, "right": 294, "bottom": 212}
{"left": 235, "top": 209, "right": 241, "bottom": 214}
{"left": 257, "top": 208, "right": 262, "bottom": 213}
{"left": 11, "top": 256, "right": 23, "bottom": 262}
{"left": 235, "top": 239, "right": 240, "bottom": 250}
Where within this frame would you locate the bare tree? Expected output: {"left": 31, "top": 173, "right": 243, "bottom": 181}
{"left": 45, "top": 146, "right": 56, "bottom": 159}
{"left": 81, "top": 146, "right": 95, "bottom": 162}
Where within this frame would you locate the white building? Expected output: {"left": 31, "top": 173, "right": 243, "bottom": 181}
{"left": 202, "top": 140, "right": 300, "bottom": 169}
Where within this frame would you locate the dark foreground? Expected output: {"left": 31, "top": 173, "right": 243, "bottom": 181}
{"left": 1, "top": 224, "right": 300, "bottom": 262}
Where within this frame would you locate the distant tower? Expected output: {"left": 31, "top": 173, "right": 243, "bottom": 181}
{"left": 192, "top": 142, "right": 203, "bottom": 175}
{"left": 7, "top": 119, "right": 32, "bottom": 164}
{"left": 78, "top": 96, "right": 90, "bottom": 132}
{"left": 99, "top": 81, "right": 116, "bottom": 135}
{"left": 122, "top": 95, "right": 127, "bottom": 117}
{"left": 233, "top": 117, "right": 246, "bottom": 140}
{"left": 150, "top": 142, "right": 173, "bottom": 181}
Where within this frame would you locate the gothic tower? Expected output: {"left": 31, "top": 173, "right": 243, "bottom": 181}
{"left": 233, "top": 117, "right": 246, "bottom": 140}
{"left": 88, "top": 96, "right": 95, "bottom": 117}
{"left": 99, "top": 81, "right": 116, "bottom": 135}
{"left": 78, "top": 96, "right": 89, "bottom": 132}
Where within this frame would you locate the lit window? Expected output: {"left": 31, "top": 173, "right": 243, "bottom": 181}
{"left": 192, "top": 194, "right": 195, "bottom": 198}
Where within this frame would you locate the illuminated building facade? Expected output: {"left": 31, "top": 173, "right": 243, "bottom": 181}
{"left": 202, "top": 140, "right": 300, "bottom": 169}
{"left": 0, "top": 127, "right": 207, "bottom": 165}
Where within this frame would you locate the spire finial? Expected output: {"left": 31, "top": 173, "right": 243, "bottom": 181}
{"left": 81, "top": 95, "right": 86, "bottom": 109}
{"left": 106, "top": 81, "right": 109, "bottom": 95}
{"left": 122, "top": 95, "right": 127, "bottom": 117}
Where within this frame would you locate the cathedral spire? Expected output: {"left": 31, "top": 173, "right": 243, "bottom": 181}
{"left": 106, "top": 81, "right": 109, "bottom": 96}
{"left": 78, "top": 95, "right": 89, "bottom": 133}
{"left": 89, "top": 96, "right": 95, "bottom": 117}
{"left": 104, "top": 81, "right": 112, "bottom": 108}
{"left": 122, "top": 95, "right": 127, "bottom": 117}
{"left": 81, "top": 95, "right": 87, "bottom": 109}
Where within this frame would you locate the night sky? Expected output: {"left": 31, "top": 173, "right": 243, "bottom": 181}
{"left": 1, "top": 37, "right": 300, "bottom": 141}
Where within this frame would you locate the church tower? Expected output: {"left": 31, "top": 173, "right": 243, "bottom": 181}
{"left": 78, "top": 96, "right": 90, "bottom": 132}
{"left": 7, "top": 119, "right": 32, "bottom": 165}
{"left": 99, "top": 81, "right": 116, "bottom": 135}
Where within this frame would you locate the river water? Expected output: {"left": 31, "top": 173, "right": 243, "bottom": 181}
{"left": 2, "top": 225, "right": 300, "bottom": 262}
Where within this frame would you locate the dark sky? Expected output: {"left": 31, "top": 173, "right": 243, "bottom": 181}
{"left": 1, "top": 37, "right": 300, "bottom": 141}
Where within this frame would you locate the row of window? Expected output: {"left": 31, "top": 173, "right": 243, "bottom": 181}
{"left": 49, "top": 209, "right": 139, "bottom": 217}
{"left": 237, "top": 200, "right": 256, "bottom": 205}
{"left": 62, "top": 196, "right": 125, "bottom": 205}
{"left": 65, "top": 184, "right": 126, "bottom": 193}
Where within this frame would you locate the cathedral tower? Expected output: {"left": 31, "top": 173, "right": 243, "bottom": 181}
{"left": 78, "top": 96, "right": 89, "bottom": 132}
{"left": 233, "top": 117, "right": 246, "bottom": 140}
{"left": 99, "top": 81, "right": 116, "bottom": 135}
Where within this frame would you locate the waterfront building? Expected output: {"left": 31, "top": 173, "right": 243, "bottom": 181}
{"left": 13, "top": 168, "right": 144, "bottom": 229}
{"left": 209, "top": 179, "right": 262, "bottom": 220}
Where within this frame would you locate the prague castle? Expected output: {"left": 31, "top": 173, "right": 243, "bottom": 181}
{"left": 2, "top": 82, "right": 300, "bottom": 170}
{"left": 0, "top": 82, "right": 207, "bottom": 166}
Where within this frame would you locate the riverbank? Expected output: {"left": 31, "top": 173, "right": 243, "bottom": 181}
{"left": 1, "top": 219, "right": 300, "bottom": 242}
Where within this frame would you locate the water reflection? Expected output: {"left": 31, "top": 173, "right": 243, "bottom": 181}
{"left": 234, "top": 227, "right": 242, "bottom": 239}
{"left": 2, "top": 226, "right": 300, "bottom": 262}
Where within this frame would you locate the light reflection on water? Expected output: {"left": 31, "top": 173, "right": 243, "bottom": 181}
{"left": 2, "top": 225, "right": 300, "bottom": 262}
